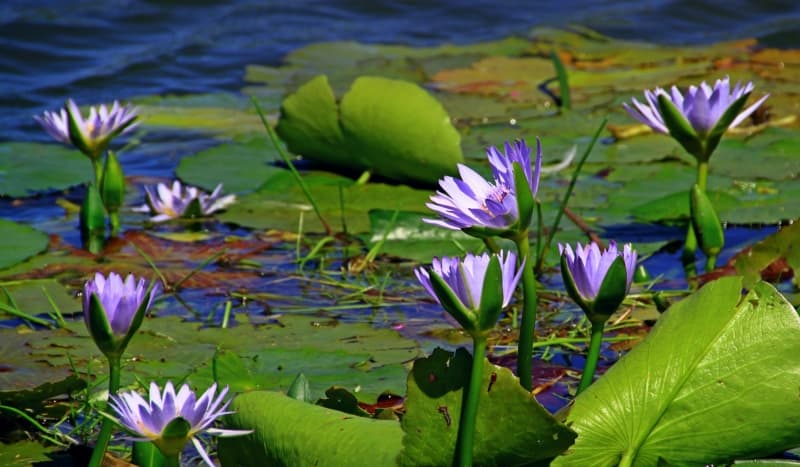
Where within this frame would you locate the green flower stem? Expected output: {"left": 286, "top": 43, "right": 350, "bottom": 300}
{"left": 454, "top": 336, "right": 487, "bottom": 467}
{"left": 482, "top": 237, "right": 500, "bottom": 255}
{"left": 682, "top": 160, "right": 709, "bottom": 278}
{"left": 88, "top": 356, "right": 122, "bottom": 467}
{"left": 577, "top": 321, "right": 605, "bottom": 395}
{"left": 92, "top": 159, "right": 103, "bottom": 186}
{"left": 514, "top": 231, "right": 537, "bottom": 391}
{"left": 109, "top": 211, "right": 121, "bottom": 237}
{"left": 165, "top": 454, "right": 181, "bottom": 467}
{"left": 618, "top": 450, "right": 635, "bottom": 467}
{"left": 705, "top": 255, "right": 717, "bottom": 274}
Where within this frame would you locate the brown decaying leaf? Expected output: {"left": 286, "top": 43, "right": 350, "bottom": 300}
{"left": 5, "top": 231, "right": 277, "bottom": 290}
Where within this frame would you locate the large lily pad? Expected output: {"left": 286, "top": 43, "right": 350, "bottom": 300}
{"left": 399, "top": 347, "right": 576, "bottom": 466}
{"left": 0, "top": 220, "right": 49, "bottom": 271}
{"left": 1, "top": 313, "right": 418, "bottom": 401}
{"left": 553, "top": 277, "right": 800, "bottom": 466}
{"left": 366, "top": 209, "right": 484, "bottom": 263}
{"left": 219, "top": 391, "right": 404, "bottom": 467}
{"left": 175, "top": 137, "right": 282, "bottom": 194}
{"left": 0, "top": 142, "right": 91, "bottom": 198}
{"left": 219, "top": 170, "right": 432, "bottom": 233}
{"left": 276, "top": 75, "right": 463, "bottom": 185}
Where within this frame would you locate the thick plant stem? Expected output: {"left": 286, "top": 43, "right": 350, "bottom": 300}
{"left": 682, "top": 160, "right": 709, "bottom": 278}
{"left": 88, "top": 357, "right": 122, "bottom": 467}
{"left": 165, "top": 454, "right": 181, "bottom": 467}
{"left": 577, "top": 322, "right": 605, "bottom": 395}
{"left": 454, "top": 337, "right": 487, "bottom": 467}
{"left": 109, "top": 211, "right": 121, "bottom": 237}
{"left": 514, "top": 231, "right": 537, "bottom": 391}
{"left": 618, "top": 450, "right": 635, "bottom": 467}
{"left": 93, "top": 159, "right": 103, "bottom": 186}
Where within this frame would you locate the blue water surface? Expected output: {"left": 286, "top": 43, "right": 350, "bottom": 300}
{"left": 2, "top": 0, "right": 799, "bottom": 143}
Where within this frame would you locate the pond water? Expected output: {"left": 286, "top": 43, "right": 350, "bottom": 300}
{"left": 0, "top": 0, "right": 796, "bottom": 416}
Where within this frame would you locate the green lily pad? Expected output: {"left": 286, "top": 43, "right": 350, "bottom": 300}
{"left": 734, "top": 221, "right": 800, "bottom": 288}
{"left": 553, "top": 277, "right": 800, "bottom": 466}
{"left": 0, "top": 278, "right": 80, "bottom": 316}
{"left": 0, "top": 220, "right": 49, "bottom": 271}
{"left": 366, "top": 209, "right": 484, "bottom": 263}
{"left": 175, "top": 137, "right": 282, "bottom": 194}
{"left": 219, "top": 170, "right": 432, "bottom": 233}
{"left": 276, "top": 75, "right": 463, "bottom": 185}
{"left": 135, "top": 93, "right": 265, "bottom": 138}
{"left": 399, "top": 347, "right": 576, "bottom": 466}
{"left": 219, "top": 391, "right": 404, "bottom": 467}
{"left": 0, "top": 441, "right": 60, "bottom": 466}
{"left": 1, "top": 313, "right": 418, "bottom": 401}
{"left": 0, "top": 143, "right": 91, "bottom": 198}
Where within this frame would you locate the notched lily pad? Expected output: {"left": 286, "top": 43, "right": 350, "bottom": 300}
{"left": 399, "top": 347, "right": 576, "bottom": 466}
{"left": 276, "top": 75, "right": 463, "bottom": 185}
{"left": 0, "top": 143, "right": 91, "bottom": 198}
{"left": 0, "top": 220, "right": 49, "bottom": 271}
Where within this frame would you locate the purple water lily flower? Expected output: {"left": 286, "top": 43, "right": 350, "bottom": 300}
{"left": 623, "top": 76, "right": 768, "bottom": 136}
{"left": 134, "top": 180, "right": 236, "bottom": 223}
{"left": 559, "top": 241, "right": 636, "bottom": 303}
{"left": 84, "top": 272, "right": 157, "bottom": 336}
{"left": 424, "top": 139, "right": 542, "bottom": 233}
{"left": 109, "top": 381, "right": 251, "bottom": 466}
{"left": 415, "top": 251, "right": 522, "bottom": 311}
{"left": 35, "top": 99, "right": 138, "bottom": 158}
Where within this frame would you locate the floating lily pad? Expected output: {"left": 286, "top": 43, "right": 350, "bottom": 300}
{"left": 176, "top": 137, "right": 282, "bottom": 194}
{"left": 276, "top": 75, "right": 463, "bottom": 185}
{"left": 220, "top": 170, "right": 432, "bottom": 233}
{"left": 366, "top": 210, "right": 484, "bottom": 263}
{"left": 0, "top": 278, "right": 80, "bottom": 320}
{"left": 219, "top": 391, "right": 404, "bottom": 467}
{"left": 1, "top": 313, "right": 418, "bottom": 401}
{"left": 0, "top": 441, "right": 60, "bottom": 466}
{"left": 135, "top": 93, "right": 264, "bottom": 138}
{"left": 0, "top": 220, "right": 49, "bottom": 271}
{"left": 0, "top": 143, "right": 91, "bottom": 198}
{"left": 399, "top": 347, "right": 576, "bottom": 466}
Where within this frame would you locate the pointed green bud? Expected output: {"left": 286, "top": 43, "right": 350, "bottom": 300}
{"left": 657, "top": 94, "right": 705, "bottom": 161}
{"left": 287, "top": 373, "right": 312, "bottom": 402}
{"left": 428, "top": 271, "right": 479, "bottom": 334}
{"left": 690, "top": 184, "right": 725, "bottom": 257}
{"left": 80, "top": 183, "right": 106, "bottom": 254}
{"left": 100, "top": 150, "right": 125, "bottom": 213}
{"left": 476, "top": 255, "right": 504, "bottom": 333}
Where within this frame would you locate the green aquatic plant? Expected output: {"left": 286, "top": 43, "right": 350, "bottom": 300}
{"left": 624, "top": 77, "right": 768, "bottom": 274}
{"left": 559, "top": 241, "right": 637, "bottom": 394}
{"left": 109, "top": 382, "right": 250, "bottom": 467}
{"left": 35, "top": 99, "right": 139, "bottom": 245}
{"left": 425, "top": 138, "right": 541, "bottom": 391}
{"left": 84, "top": 272, "right": 159, "bottom": 467}
{"left": 415, "top": 251, "right": 523, "bottom": 466}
